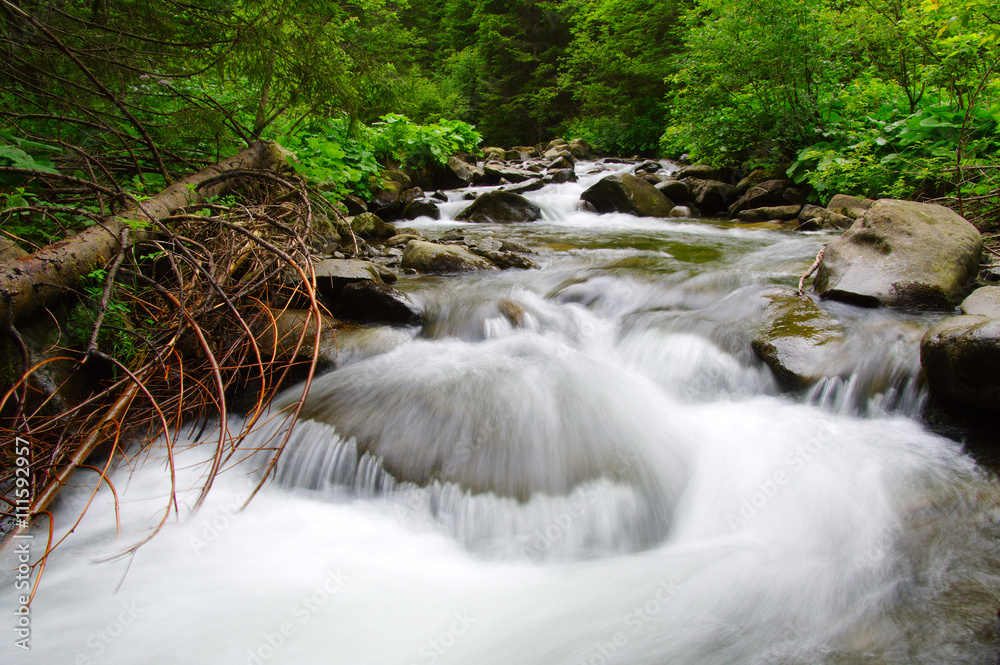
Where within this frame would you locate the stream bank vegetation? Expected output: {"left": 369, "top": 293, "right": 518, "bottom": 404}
{"left": 2, "top": 0, "right": 1000, "bottom": 589}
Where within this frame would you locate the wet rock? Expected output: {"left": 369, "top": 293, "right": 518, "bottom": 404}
{"left": 446, "top": 155, "right": 486, "bottom": 187}
{"left": 512, "top": 145, "right": 539, "bottom": 159}
{"left": 255, "top": 308, "right": 341, "bottom": 363}
{"left": 668, "top": 206, "right": 695, "bottom": 218}
{"left": 342, "top": 194, "right": 368, "bottom": 216}
{"left": 687, "top": 179, "right": 739, "bottom": 216}
{"left": 676, "top": 164, "right": 718, "bottom": 180}
{"left": 655, "top": 179, "right": 690, "bottom": 203}
{"left": 728, "top": 179, "right": 793, "bottom": 216}
{"left": 482, "top": 147, "right": 506, "bottom": 161}
{"left": 471, "top": 248, "right": 536, "bottom": 270}
{"left": 961, "top": 286, "right": 1000, "bottom": 318}
{"left": 921, "top": 315, "right": 1000, "bottom": 411}
{"left": 387, "top": 233, "right": 424, "bottom": 248}
{"left": 751, "top": 289, "right": 846, "bottom": 388}
{"left": 580, "top": 173, "right": 674, "bottom": 217}
{"left": 737, "top": 205, "right": 803, "bottom": 223}
{"left": 401, "top": 240, "right": 496, "bottom": 273}
{"left": 813, "top": 199, "right": 982, "bottom": 309}
{"left": 349, "top": 212, "right": 396, "bottom": 239}
{"left": 548, "top": 168, "right": 577, "bottom": 184}
{"left": 311, "top": 258, "right": 383, "bottom": 302}
{"left": 456, "top": 191, "right": 542, "bottom": 224}
{"left": 400, "top": 199, "right": 441, "bottom": 221}
{"left": 635, "top": 160, "right": 662, "bottom": 174}
{"left": 333, "top": 282, "right": 422, "bottom": 326}
{"left": 546, "top": 155, "right": 575, "bottom": 170}
{"left": 371, "top": 181, "right": 403, "bottom": 216}
{"left": 826, "top": 193, "right": 875, "bottom": 220}
{"left": 503, "top": 178, "right": 546, "bottom": 195}
{"left": 567, "top": 138, "right": 595, "bottom": 160}
{"left": 484, "top": 164, "right": 539, "bottom": 184}
{"left": 797, "top": 204, "right": 852, "bottom": 230}
{"left": 431, "top": 191, "right": 448, "bottom": 202}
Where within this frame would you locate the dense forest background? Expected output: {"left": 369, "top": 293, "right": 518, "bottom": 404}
{"left": 2, "top": 0, "right": 1000, "bottom": 240}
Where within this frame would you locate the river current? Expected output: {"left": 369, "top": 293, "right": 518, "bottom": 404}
{"left": 3, "top": 161, "right": 999, "bottom": 665}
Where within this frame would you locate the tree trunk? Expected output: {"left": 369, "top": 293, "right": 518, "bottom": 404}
{"left": 0, "top": 141, "right": 290, "bottom": 330}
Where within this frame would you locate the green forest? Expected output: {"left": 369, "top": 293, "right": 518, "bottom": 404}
{"left": 2, "top": 0, "right": 1000, "bottom": 241}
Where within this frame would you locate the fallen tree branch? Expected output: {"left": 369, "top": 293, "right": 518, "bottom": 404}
{"left": 0, "top": 141, "right": 289, "bottom": 330}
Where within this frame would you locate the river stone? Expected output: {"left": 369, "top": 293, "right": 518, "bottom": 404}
{"left": 484, "top": 164, "right": 538, "bottom": 184}
{"left": 342, "top": 194, "right": 367, "bottom": 216}
{"left": 455, "top": 191, "right": 542, "bottom": 224}
{"left": 826, "top": 193, "right": 875, "bottom": 219}
{"left": 921, "top": 315, "right": 1000, "bottom": 411}
{"left": 503, "top": 178, "right": 545, "bottom": 195}
{"left": 548, "top": 168, "right": 577, "bottom": 184}
{"left": 400, "top": 199, "right": 441, "bottom": 220}
{"left": 798, "top": 204, "right": 852, "bottom": 230}
{"left": 580, "top": 173, "right": 674, "bottom": 217}
{"left": 676, "top": 164, "right": 718, "bottom": 180}
{"left": 655, "top": 179, "right": 690, "bottom": 203}
{"left": 751, "top": 288, "right": 846, "bottom": 388}
{"left": 728, "top": 179, "right": 792, "bottom": 216}
{"left": 482, "top": 147, "right": 506, "bottom": 161}
{"left": 737, "top": 205, "right": 802, "bottom": 223}
{"left": 961, "top": 286, "right": 1000, "bottom": 318}
{"left": 349, "top": 212, "right": 395, "bottom": 239}
{"left": 668, "top": 206, "right": 695, "bottom": 218}
{"left": 687, "top": 179, "right": 739, "bottom": 216}
{"left": 445, "top": 155, "right": 486, "bottom": 187}
{"left": 401, "top": 240, "right": 496, "bottom": 273}
{"left": 813, "top": 199, "right": 982, "bottom": 309}
{"left": 567, "top": 138, "right": 595, "bottom": 160}
{"left": 332, "top": 282, "right": 423, "bottom": 326}
{"left": 256, "top": 308, "right": 340, "bottom": 364}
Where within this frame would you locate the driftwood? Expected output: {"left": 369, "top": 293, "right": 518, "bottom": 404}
{"left": 0, "top": 141, "right": 290, "bottom": 329}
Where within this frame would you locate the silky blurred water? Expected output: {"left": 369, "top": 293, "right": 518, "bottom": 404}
{"left": 4, "top": 161, "right": 999, "bottom": 665}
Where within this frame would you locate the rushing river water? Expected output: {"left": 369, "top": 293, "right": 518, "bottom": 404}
{"left": 4, "top": 161, "right": 1000, "bottom": 665}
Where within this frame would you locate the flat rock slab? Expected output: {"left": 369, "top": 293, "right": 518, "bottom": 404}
{"left": 751, "top": 288, "right": 846, "bottom": 388}
{"left": 813, "top": 199, "right": 982, "bottom": 309}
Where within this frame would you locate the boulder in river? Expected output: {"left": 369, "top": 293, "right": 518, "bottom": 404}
{"left": 455, "top": 191, "right": 542, "bottom": 224}
{"left": 484, "top": 164, "right": 539, "bottom": 184}
{"left": 445, "top": 155, "right": 486, "bottom": 187}
{"left": 580, "top": 173, "right": 674, "bottom": 217}
{"left": 751, "top": 288, "right": 846, "bottom": 388}
{"left": 797, "top": 204, "right": 852, "bottom": 230}
{"left": 687, "top": 179, "right": 739, "bottom": 216}
{"left": 400, "top": 199, "right": 441, "bottom": 221}
{"left": 728, "top": 179, "right": 792, "bottom": 216}
{"left": 655, "top": 179, "right": 690, "bottom": 203}
{"left": 813, "top": 199, "right": 982, "bottom": 309}
{"left": 401, "top": 240, "right": 497, "bottom": 273}
{"left": 349, "top": 212, "right": 396, "bottom": 239}
{"left": 737, "top": 205, "right": 802, "bottom": 223}
{"left": 332, "top": 282, "right": 423, "bottom": 326}
{"left": 921, "top": 314, "right": 1000, "bottom": 411}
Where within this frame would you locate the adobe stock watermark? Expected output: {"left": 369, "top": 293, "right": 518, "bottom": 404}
{"left": 73, "top": 601, "right": 144, "bottom": 664}
{"left": 408, "top": 610, "right": 475, "bottom": 665}
{"left": 726, "top": 424, "right": 842, "bottom": 532}
{"left": 189, "top": 500, "right": 244, "bottom": 554}
{"left": 11, "top": 436, "right": 34, "bottom": 652}
{"left": 521, "top": 450, "right": 639, "bottom": 558}
{"left": 575, "top": 577, "right": 679, "bottom": 665}
{"left": 244, "top": 569, "right": 349, "bottom": 665}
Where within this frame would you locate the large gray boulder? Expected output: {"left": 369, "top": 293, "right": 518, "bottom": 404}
{"left": 921, "top": 314, "right": 1000, "bottom": 411}
{"left": 580, "top": 173, "right": 674, "bottom": 217}
{"left": 813, "top": 199, "right": 982, "bottom": 309}
{"left": 750, "top": 288, "right": 846, "bottom": 388}
{"left": 401, "top": 240, "right": 496, "bottom": 273}
{"left": 455, "top": 191, "right": 542, "bottom": 224}
{"left": 961, "top": 285, "right": 1000, "bottom": 318}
